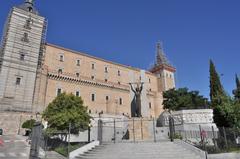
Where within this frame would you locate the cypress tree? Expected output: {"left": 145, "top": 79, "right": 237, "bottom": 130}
{"left": 209, "top": 59, "right": 225, "bottom": 102}
{"left": 233, "top": 74, "right": 240, "bottom": 101}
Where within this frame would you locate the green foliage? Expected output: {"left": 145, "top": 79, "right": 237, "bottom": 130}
{"left": 233, "top": 74, "right": 240, "bottom": 101}
{"left": 42, "top": 92, "right": 91, "bottom": 135}
{"left": 163, "top": 87, "right": 208, "bottom": 111}
{"left": 209, "top": 59, "right": 226, "bottom": 101}
{"left": 22, "top": 119, "right": 36, "bottom": 130}
{"left": 173, "top": 133, "right": 182, "bottom": 140}
{"left": 212, "top": 95, "right": 235, "bottom": 127}
{"left": 54, "top": 143, "right": 86, "bottom": 157}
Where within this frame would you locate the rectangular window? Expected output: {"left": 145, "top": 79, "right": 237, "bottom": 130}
{"left": 106, "top": 96, "right": 109, "bottom": 101}
{"left": 118, "top": 81, "right": 121, "bottom": 85}
{"left": 24, "top": 19, "right": 31, "bottom": 29}
{"left": 105, "top": 79, "right": 108, "bottom": 82}
{"left": 21, "top": 33, "right": 29, "bottom": 42}
{"left": 91, "top": 75, "right": 95, "bottom": 80}
{"left": 76, "top": 91, "right": 80, "bottom": 97}
{"left": 105, "top": 67, "right": 108, "bottom": 73}
{"left": 76, "top": 73, "right": 80, "bottom": 77}
{"left": 149, "top": 78, "right": 151, "bottom": 83}
{"left": 92, "top": 63, "right": 95, "bottom": 69}
{"left": 119, "top": 98, "right": 122, "bottom": 105}
{"left": 76, "top": 59, "right": 80, "bottom": 66}
{"left": 91, "top": 94, "right": 95, "bottom": 101}
{"left": 59, "top": 55, "right": 64, "bottom": 62}
{"left": 20, "top": 53, "right": 25, "bottom": 61}
{"left": 149, "top": 102, "right": 152, "bottom": 109}
{"left": 16, "top": 77, "right": 21, "bottom": 85}
{"left": 118, "top": 70, "right": 121, "bottom": 76}
{"left": 58, "top": 69, "right": 63, "bottom": 74}
{"left": 57, "top": 88, "right": 62, "bottom": 96}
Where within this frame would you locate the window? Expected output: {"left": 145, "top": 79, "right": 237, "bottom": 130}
{"left": 170, "top": 74, "right": 172, "bottom": 78}
{"left": 149, "top": 88, "right": 152, "bottom": 92}
{"left": 118, "top": 81, "right": 121, "bottom": 85}
{"left": 118, "top": 70, "right": 121, "bottom": 76}
{"left": 16, "top": 77, "right": 21, "bottom": 85}
{"left": 149, "top": 102, "right": 152, "bottom": 109}
{"left": 76, "top": 91, "right": 80, "bottom": 97}
{"left": 149, "top": 78, "right": 151, "bottom": 83}
{"left": 92, "top": 63, "right": 95, "bottom": 69}
{"left": 104, "top": 67, "right": 108, "bottom": 73}
{"left": 119, "top": 98, "right": 122, "bottom": 105}
{"left": 24, "top": 18, "right": 31, "bottom": 29}
{"left": 20, "top": 53, "right": 25, "bottom": 61}
{"left": 89, "top": 109, "right": 92, "bottom": 114}
{"left": 91, "top": 75, "right": 95, "bottom": 80}
{"left": 91, "top": 94, "right": 95, "bottom": 101}
{"left": 57, "top": 88, "right": 62, "bottom": 96}
{"left": 105, "top": 79, "right": 108, "bottom": 82}
{"left": 21, "top": 33, "right": 29, "bottom": 42}
{"left": 106, "top": 96, "right": 109, "bottom": 101}
{"left": 76, "top": 59, "right": 80, "bottom": 66}
{"left": 76, "top": 73, "right": 80, "bottom": 77}
{"left": 58, "top": 69, "right": 63, "bottom": 74}
{"left": 59, "top": 55, "right": 64, "bottom": 62}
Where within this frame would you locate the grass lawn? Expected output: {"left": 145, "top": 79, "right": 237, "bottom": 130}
{"left": 54, "top": 142, "right": 87, "bottom": 157}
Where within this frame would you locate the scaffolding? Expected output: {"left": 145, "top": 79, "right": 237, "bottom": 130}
{"left": 0, "top": 3, "right": 47, "bottom": 112}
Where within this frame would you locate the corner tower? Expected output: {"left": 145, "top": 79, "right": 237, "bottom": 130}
{"left": 0, "top": 0, "right": 47, "bottom": 112}
{"left": 150, "top": 42, "right": 176, "bottom": 91}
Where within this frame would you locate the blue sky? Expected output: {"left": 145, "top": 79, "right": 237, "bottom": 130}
{"left": 1, "top": 0, "right": 240, "bottom": 98}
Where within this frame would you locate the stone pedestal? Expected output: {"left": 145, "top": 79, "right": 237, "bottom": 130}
{"left": 158, "top": 109, "right": 218, "bottom": 144}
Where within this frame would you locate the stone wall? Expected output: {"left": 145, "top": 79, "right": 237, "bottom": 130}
{"left": 0, "top": 112, "right": 35, "bottom": 135}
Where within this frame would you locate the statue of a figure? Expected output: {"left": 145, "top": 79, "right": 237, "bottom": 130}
{"left": 129, "top": 82, "right": 144, "bottom": 117}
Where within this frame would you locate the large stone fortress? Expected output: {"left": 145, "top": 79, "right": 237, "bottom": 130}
{"left": 0, "top": 1, "right": 176, "bottom": 134}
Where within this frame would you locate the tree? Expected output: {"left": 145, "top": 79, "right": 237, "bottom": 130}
{"left": 162, "top": 87, "right": 208, "bottom": 111}
{"left": 212, "top": 95, "right": 235, "bottom": 127}
{"left": 42, "top": 93, "right": 91, "bottom": 137}
{"left": 22, "top": 119, "right": 36, "bottom": 130}
{"left": 209, "top": 59, "right": 225, "bottom": 102}
{"left": 233, "top": 74, "right": 240, "bottom": 101}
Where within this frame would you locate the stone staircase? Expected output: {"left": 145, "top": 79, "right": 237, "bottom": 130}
{"left": 75, "top": 141, "right": 203, "bottom": 159}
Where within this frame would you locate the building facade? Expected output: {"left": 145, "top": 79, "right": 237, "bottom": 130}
{"left": 0, "top": 0, "right": 176, "bottom": 133}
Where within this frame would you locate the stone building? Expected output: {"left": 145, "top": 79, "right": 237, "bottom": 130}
{"left": 0, "top": 0, "right": 176, "bottom": 134}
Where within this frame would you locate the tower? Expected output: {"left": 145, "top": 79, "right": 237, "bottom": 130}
{"left": 150, "top": 42, "right": 176, "bottom": 91}
{"left": 0, "top": 0, "right": 47, "bottom": 112}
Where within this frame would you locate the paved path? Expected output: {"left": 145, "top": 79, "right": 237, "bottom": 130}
{"left": 0, "top": 135, "right": 29, "bottom": 159}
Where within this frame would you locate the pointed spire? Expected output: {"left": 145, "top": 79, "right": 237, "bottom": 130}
{"left": 155, "top": 41, "right": 170, "bottom": 66}
{"left": 25, "top": 0, "right": 34, "bottom": 6}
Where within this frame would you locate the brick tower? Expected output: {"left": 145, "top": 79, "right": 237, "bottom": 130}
{"left": 150, "top": 42, "right": 176, "bottom": 91}
{"left": 0, "top": 0, "right": 47, "bottom": 112}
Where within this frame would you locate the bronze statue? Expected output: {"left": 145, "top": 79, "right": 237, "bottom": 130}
{"left": 129, "top": 82, "right": 144, "bottom": 117}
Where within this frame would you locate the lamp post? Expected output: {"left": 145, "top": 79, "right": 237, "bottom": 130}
{"left": 88, "top": 123, "right": 92, "bottom": 143}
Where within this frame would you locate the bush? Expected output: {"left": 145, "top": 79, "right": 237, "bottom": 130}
{"left": 22, "top": 119, "right": 36, "bottom": 130}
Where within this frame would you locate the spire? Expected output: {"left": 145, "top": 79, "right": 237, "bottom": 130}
{"left": 155, "top": 42, "right": 170, "bottom": 66}
{"left": 25, "top": 0, "right": 34, "bottom": 6}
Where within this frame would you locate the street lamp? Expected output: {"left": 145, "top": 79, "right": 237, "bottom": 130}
{"left": 88, "top": 123, "right": 92, "bottom": 143}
